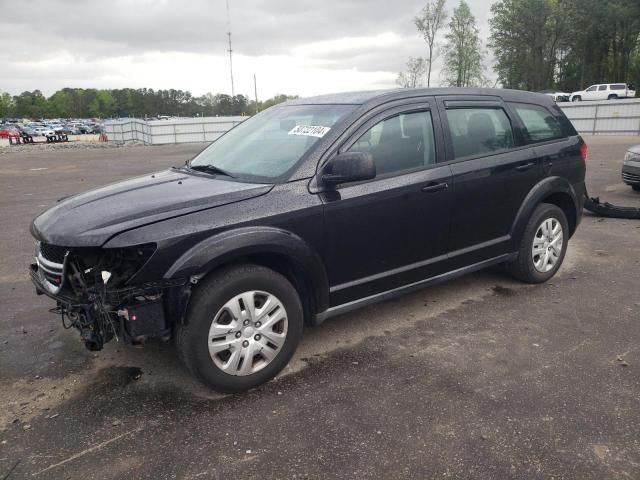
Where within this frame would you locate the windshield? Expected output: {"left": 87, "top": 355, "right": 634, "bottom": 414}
{"left": 189, "top": 104, "right": 355, "bottom": 183}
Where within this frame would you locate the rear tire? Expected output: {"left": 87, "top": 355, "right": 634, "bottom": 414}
{"left": 506, "top": 203, "right": 569, "bottom": 284}
{"left": 608, "top": 94, "right": 618, "bottom": 100}
{"left": 572, "top": 96, "right": 581, "bottom": 102}
{"left": 176, "top": 264, "right": 303, "bottom": 393}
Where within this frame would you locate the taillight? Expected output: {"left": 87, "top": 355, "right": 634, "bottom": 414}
{"left": 580, "top": 142, "right": 587, "bottom": 162}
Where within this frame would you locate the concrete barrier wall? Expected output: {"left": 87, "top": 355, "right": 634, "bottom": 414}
{"left": 104, "top": 116, "right": 246, "bottom": 145}
{"left": 558, "top": 98, "right": 640, "bottom": 135}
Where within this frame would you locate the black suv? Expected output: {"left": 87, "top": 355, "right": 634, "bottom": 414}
{"left": 30, "top": 88, "right": 586, "bottom": 392}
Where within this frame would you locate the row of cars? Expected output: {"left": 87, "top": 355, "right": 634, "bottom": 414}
{"left": 542, "top": 82, "right": 636, "bottom": 102}
{"left": 0, "top": 120, "right": 104, "bottom": 139}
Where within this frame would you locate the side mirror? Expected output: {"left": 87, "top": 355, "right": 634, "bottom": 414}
{"left": 322, "top": 152, "right": 376, "bottom": 186}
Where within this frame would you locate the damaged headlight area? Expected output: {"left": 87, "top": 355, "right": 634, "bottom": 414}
{"left": 30, "top": 242, "right": 186, "bottom": 351}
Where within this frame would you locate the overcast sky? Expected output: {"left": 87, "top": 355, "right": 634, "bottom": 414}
{"left": 0, "top": 0, "right": 496, "bottom": 99}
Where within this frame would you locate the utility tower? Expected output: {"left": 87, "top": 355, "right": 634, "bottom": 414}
{"left": 226, "top": 0, "right": 235, "bottom": 97}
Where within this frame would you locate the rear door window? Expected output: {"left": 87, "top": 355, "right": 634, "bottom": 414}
{"left": 445, "top": 108, "right": 514, "bottom": 159}
{"left": 598, "top": 85, "right": 608, "bottom": 91}
{"left": 512, "top": 103, "right": 563, "bottom": 143}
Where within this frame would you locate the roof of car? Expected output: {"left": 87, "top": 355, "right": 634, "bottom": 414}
{"left": 286, "top": 87, "right": 551, "bottom": 107}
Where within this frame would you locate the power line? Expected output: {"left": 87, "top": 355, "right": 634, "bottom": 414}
{"left": 226, "top": 0, "right": 235, "bottom": 97}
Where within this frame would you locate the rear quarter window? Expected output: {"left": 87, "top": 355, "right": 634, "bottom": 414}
{"left": 511, "top": 103, "right": 564, "bottom": 143}
{"left": 610, "top": 84, "right": 626, "bottom": 90}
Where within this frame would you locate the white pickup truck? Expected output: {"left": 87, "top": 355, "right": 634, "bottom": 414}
{"left": 570, "top": 83, "right": 636, "bottom": 102}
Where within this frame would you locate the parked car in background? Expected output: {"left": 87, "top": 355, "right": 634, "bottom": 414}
{"left": 62, "top": 124, "right": 80, "bottom": 135}
{"left": 33, "top": 126, "right": 54, "bottom": 137}
{"left": 570, "top": 83, "right": 636, "bottom": 101}
{"left": 77, "top": 124, "right": 92, "bottom": 134}
{"left": 539, "top": 90, "right": 570, "bottom": 102}
{"left": 0, "top": 125, "right": 20, "bottom": 138}
{"left": 623, "top": 145, "right": 640, "bottom": 191}
{"left": 18, "top": 125, "right": 37, "bottom": 136}
{"left": 30, "top": 88, "right": 586, "bottom": 392}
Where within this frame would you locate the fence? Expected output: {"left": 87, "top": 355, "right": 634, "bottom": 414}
{"left": 558, "top": 98, "right": 640, "bottom": 135}
{"left": 103, "top": 99, "right": 640, "bottom": 144}
{"left": 103, "top": 116, "right": 246, "bottom": 145}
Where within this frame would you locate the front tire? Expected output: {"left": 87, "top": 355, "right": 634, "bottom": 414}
{"left": 506, "top": 203, "right": 569, "bottom": 284}
{"left": 572, "top": 96, "right": 581, "bottom": 102}
{"left": 632, "top": 185, "right": 640, "bottom": 192}
{"left": 176, "top": 264, "right": 303, "bottom": 393}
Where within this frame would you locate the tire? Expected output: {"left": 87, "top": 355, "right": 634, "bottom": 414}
{"left": 608, "top": 94, "right": 618, "bottom": 100}
{"left": 632, "top": 185, "right": 640, "bottom": 192}
{"left": 506, "top": 203, "right": 569, "bottom": 284}
{"left": 176, "top": 264, "right": 303, "bottom": 393}
{"left": 572, "top": 96, "right": 581, "bottom": 102}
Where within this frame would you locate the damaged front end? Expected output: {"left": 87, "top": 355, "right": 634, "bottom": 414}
{"left": 30, "top": 241, "right": 187, "bottom": 351}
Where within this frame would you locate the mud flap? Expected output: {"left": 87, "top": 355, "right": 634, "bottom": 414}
{"left": 584, "top": 191, "right": 640, "bottom": 219}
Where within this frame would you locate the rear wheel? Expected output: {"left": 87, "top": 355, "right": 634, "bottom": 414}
{"left": 506, "top": 203, "right": 569, "bottom": 284}
{"left": 176, "top": 264, "right": 303, "bottom": 393}
{"left": 572, "top": 96, "right": 582, "bottom": 102}
{"left": 608, "top": 94, "right": 618, "bottom": 100}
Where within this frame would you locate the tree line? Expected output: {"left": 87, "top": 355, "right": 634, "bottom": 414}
{"left": 0, "top": 88, "right": 298, "bottom": 120}
{"left": 399, "top": 0, "right": 640, "bottom": 92}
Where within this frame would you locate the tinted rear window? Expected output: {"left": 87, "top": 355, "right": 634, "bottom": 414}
{"left": 445, "top": 108, "right": 514, "bottom": 159}
{"left": 610, "top": 84, "right": 626, "bottom": 90}
{"left": 512, "top": 103, "right": 564, "bottom": 143}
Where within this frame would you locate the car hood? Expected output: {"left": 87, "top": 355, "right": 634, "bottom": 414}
{"left": 627, "top": 144, "right": 640, "bottom": 156}
{"left": 31, "top": 168, "right": 273, "bottom": 247}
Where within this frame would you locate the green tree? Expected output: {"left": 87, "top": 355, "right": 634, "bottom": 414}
{"left": 0, "top": 92, "right": 14, "bottom": 118}
{"left": 415, "top": 0, "right": 448, "bottom": 87}
{"left": 396, "top": 57, "right": 428, "bottom": 88}
{"left": 442, "top": 0, "right": 485, "bottom": 87}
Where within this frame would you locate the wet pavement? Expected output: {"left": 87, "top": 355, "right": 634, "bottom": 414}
{"left": 0, "top": 138, "right": 639, "bottom": 479}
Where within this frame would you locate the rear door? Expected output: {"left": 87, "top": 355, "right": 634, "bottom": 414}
{"left": 596, "top": 85, "right": 609, "bottom": 100}
{"left": 436, "top": 96, "right": 540, "bottom": 268}
{"left": 320, "top": 99, "right": 452, "bottom": 306}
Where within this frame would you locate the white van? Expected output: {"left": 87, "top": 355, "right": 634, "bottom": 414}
{"left": 570, "top": 83, "right": 636, "bottom": 102}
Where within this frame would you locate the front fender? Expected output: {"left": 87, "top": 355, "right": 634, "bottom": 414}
{"left": 510, "top": 176, "right": 579, "bottom": 248}
{"left": 164, "top": 226, "right": 330, "bottom": 314}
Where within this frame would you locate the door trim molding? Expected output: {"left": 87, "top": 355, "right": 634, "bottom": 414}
{"left": 329, "top": 235, "right": 510, "bottom": 293}
{"left": 314, "top": 252, "right": 516, "bottom": 325}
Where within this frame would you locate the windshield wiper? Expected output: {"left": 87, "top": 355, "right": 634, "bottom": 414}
{"left": 187, "top": 164, "right": 235, "bottom": 178}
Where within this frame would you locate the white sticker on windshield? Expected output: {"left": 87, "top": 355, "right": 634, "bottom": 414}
{"left": 288, "top": 125, "right": 331, "bottom": 138}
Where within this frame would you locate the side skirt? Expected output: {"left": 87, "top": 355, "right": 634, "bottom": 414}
{"left": 311, "top": 253, "right": 517, "bottom": 326}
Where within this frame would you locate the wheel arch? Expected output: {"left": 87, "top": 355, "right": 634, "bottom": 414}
{"left": 165, "top": 227, "right": 330, "bottom": 325}
{"left": 510, "top": 177, "right": 579, "bottom": 248}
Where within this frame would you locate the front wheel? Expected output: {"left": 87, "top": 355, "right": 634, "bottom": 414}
{"left": 176, "top": 264, "right": 303, "bottom": 393}
{"left": 506, "top": 203, "right": 569, "bottom": 284}
{"left": 572, "top": 96, "right": 582, "bottom": 102}
{"left": 632, "top": 185, "right": 640, "bottom": 192}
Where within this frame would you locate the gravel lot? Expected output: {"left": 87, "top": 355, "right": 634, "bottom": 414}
{"left": 0, "top": 137, "right": 639, "bottom": 479}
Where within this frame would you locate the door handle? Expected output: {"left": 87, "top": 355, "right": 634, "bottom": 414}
{"left": 515, "top": 161, "right": 535, "bottom": 172}
{"left": 421, "top": 182, "right": 448, "bottom": 193}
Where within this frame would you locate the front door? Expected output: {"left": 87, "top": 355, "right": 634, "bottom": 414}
{"left": 321, "top": 102, "right": 452, "bottom": 307}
